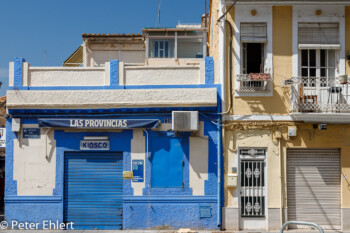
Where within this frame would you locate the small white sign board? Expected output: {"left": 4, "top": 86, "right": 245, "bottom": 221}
{"left": 80, "top": 140, "right": 110, "bottom": 151}
{"left": 0, "top": 128, "right": 6, "bottom": 148}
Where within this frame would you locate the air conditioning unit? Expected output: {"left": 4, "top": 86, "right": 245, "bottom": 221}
{"left": 172, "top": 111, "right": 199, "bottom": 132}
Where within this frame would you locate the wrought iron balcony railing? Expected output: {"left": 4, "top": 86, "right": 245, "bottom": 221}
{"left": 290, "top": 76, "right": 350, "bottom": 113}
{"left": 237, "top": 73, "right": 272, "bottom": 93}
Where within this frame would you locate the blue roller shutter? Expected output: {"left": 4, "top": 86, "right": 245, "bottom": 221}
{"left": 64, "top": 152, "right": 123, "bottom": 230}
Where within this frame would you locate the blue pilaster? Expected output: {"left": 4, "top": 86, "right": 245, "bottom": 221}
{"left": 110, "top": 60, "right": 119, "bottom": 87}
{"left": 205, "top": 57, "right": 214, "bottom": 84}
{"left": 13, "top": 57, "right": 25, "bottom": 88}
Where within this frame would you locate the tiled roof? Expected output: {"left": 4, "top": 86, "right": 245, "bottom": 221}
{"left": 82, "top": 33, "right": 143, "bottom": 38}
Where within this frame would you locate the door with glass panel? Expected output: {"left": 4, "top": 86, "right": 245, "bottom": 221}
{"left": 299, "top": 49, "right": 338, "bottom": 112}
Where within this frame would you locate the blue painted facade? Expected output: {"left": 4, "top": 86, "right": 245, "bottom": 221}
{"left": 5, "top": 58, "right": 223, "bottom": 230}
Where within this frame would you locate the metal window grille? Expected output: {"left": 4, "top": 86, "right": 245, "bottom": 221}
{"left": 240, "top": 148, "right": 266, "bottom": 217}
{"left": 240, "top": 148, "right": 266, "bottom": 156}
{"left": 241, "top": 23, "right": 267, "bottom": 43}
{"left": 298, "top": 23, "right": 339, "bottom": 44}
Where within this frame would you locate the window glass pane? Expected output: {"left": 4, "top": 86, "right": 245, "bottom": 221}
{"left": 149, "top": 39, "right": 175, "bottom": 58}
{"left": 321, "top": 68, "right": 326, "bottom": 77}
{"left": 165, "top": 41, "right": 169, "bottom": 57}
{"left": 310, "top": 68, "right": 316, "bottom": 77}
{"left": 178, "top": 38, "right": 204, "bottom": 58}
{"left": 328, "top": 50, "right": 335, "bottom": 67}
{"left": 309, "top": 50, "right": 316, "bottom": 67}
{"left": 320, "top": 50, "right": 326, "bottom": 67}
{"left": 301, "top": 50, "right": 308, "bottom": 66}
{"left": 154, "top": 41, "right": 158, "bottom": 57}
{"left": 302, "top": 68, "right": 308, "bottom": 77}
{"left": 328, "top": 68, "right": 335, "bottom": 78}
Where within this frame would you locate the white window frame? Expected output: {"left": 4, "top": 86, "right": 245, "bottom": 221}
{"left": 153, "top": 40, "right": 170, "bottom": 58}
{"left": 299, "top": 48, "right": 339, "bottom": 87}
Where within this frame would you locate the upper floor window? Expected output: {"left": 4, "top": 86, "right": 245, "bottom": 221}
{"left": 145, "top": 28, "right": 206, "bottom": 59}
{"left": 238, "top": 23, "right": 271, "bottom": 93}
{"left": 149, "top": 39, "right": 175, "bottom": 58}
{"left": 298, "top": 23, "right": 339, "bottom": 85}
{"left": 241, "top": 23, "right": 267, "bottom": 74}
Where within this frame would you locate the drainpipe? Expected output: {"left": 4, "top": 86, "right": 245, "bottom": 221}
{"left": 217, "top": 114, "right": 222, "bottom": 228}
{"left": 279, "top": 137, "right": 284, "bottom": 227}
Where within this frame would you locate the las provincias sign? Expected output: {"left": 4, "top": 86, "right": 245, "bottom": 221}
{"left": 38, "top": 118, "right": 160, "bottom": 129}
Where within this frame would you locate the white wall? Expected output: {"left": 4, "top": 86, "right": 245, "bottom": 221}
{"left": 131, "top": 129, "right": 145, "bottom": 195}
{"left": 28, "top": 67, "right": 108, "bottom": 87}
{"left": 6, "top": 88, "right": 218, "bottom": 109}
{"left": 91, "top": 51, "right": 145, "bottom": 66}
{"left": 189, "top": 122, "right": 208, "bottom": 195}
{"left": 123, "top": 65, "right": 201, "bottom": 85}
{"left": 16, "top": 60, "right": 207, "bottom": 87}
{"left": 88, "top": 43, "right": 145, "bottom": 67}
{"left": 13, "top": 125, "right": 56, "bottom": 196}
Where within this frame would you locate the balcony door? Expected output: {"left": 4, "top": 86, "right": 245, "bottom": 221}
{"left": 298, "top": 49, "right": 341, "bottom": 112}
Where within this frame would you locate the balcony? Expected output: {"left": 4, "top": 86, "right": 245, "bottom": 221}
{"left": 290, "top": 76, "right": 350, "bottom": 123}
{"left": 236, "top": 73, "right": 272, "bottom": 93}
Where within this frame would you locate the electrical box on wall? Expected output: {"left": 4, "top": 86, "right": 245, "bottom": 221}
{"left": 288, "top": 126, "right": 297, "bottom": 137}
{"left": 227, "top": 173, "right": 238, "bottom": 188}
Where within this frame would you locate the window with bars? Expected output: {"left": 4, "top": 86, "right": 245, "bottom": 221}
{"left": 239, "top": 148, "right": 266, "bottom": 217}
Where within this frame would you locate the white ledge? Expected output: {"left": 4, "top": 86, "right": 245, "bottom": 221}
{"left": 291, "top": 113, "right": 350, "bottom": 124}
{"left": 7, "top": 88, "right": 217, "bottom": 109}
{"left": 224, "top": 115, "right": 293, "bottom": 122}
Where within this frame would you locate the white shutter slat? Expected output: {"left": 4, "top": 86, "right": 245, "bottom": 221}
{"left": 298, "top": 23, "right": 339, "bottom": 45}
{"left": 241, "top": 23, "right": 267, "bottom": 43}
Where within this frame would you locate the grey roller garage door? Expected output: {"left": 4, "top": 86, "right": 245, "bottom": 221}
{"left": 287, "top": 149, "right": 341, "bottom": 230}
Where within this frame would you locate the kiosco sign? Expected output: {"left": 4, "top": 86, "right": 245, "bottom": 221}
{"left": 80, "top": 140, "right": 110, "bottom": 151}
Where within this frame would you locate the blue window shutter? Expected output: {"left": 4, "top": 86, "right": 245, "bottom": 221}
{"left": 165, "top": 41, "right": 169, "bottom": 57}
{"left": 154, "top": 41, "right": 158, "bottom": 57}
{"left": 151, "top": 136, "right": 184, "bottom": 188}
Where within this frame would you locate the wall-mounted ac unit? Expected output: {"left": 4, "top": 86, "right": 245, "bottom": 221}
{"left": 172, "top": 111, "right": 199, "bottom": 132}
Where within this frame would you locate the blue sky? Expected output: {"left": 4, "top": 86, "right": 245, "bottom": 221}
{"left": 0, "top": 0, "right": 207, "bottom": 96}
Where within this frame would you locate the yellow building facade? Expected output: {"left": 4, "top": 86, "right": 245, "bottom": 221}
{"left": 210, "top": 0, "right": 350, "bottom": 231}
